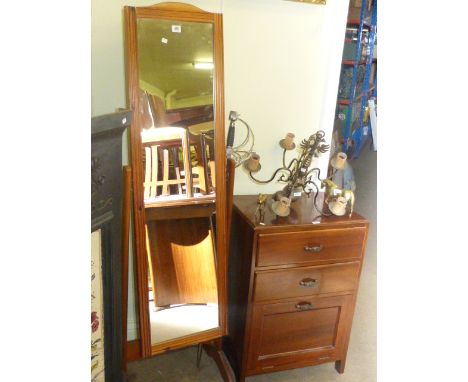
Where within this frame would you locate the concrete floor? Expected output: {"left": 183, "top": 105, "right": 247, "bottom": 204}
{"left": 127, "top": 145, "right": 377, "bottom": 382}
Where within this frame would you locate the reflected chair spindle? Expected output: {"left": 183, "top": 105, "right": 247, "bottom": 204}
{"left": 141, "top": 127, "right": 193, "bottom": 204}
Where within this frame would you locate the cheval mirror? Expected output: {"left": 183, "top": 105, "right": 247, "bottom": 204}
{"left": 124, "top": 2, "right": 227, "bottom": 358}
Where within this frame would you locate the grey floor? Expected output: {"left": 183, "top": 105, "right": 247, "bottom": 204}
{"left": 127, "top": 145, "right": 377, "bottom": 382}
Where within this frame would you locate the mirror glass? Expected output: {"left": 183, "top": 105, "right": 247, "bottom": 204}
{"left": 136, "top": 18, "right": 219, "bottom": 345}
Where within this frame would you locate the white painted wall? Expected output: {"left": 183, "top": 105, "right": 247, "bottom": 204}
{"left": 91, "top": 0, "right": 349, "bottom": 341}
{"left": 223, "top": 0, "right": 350, "bottom": 194}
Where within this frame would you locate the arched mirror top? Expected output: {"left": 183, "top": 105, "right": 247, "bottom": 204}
{"left": 137, "top": 2, "right": 215, "bottom": 16}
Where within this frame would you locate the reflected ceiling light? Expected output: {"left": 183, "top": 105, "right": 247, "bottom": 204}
{"left": 193, "top": 62, "right": 214, "bottom": 70}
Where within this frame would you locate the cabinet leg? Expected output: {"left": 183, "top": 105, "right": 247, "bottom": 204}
{"left": 335, "top": 359, "right": 346, "bottom": 374}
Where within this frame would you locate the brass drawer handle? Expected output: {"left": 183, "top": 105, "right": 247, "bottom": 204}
{"left": 295, "top": 302, "right": 314, "bottom": 311}
{"left": 299, "top": 277, "right": 318, "bottom": 288}
{"left": 304, "top": 245, "right": 323, "bottom": 253}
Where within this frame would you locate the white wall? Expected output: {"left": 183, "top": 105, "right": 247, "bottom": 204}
{"left": 223, "top": 0, "right": 349, "bottom": 194}
{"left": 91, "top": 0, "right": 349, "bottom": 341}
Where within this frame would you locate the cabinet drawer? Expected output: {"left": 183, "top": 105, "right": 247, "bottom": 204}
{"left": 253, "top": 262, "right": 360, "bottom": 302}
{"left": 246, "top": 294, "right": 352, "bottom": 373}
{"left": 256, "top": 227, "right": 365, "bottom": 267}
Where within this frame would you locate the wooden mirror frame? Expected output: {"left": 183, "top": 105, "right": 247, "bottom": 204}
{"left": 124, "top": 2, "right": 226, "bottom": 357}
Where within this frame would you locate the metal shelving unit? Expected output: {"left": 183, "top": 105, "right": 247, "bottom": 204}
{"left": 333, "top": 0, "right": 377, "bottom": 159}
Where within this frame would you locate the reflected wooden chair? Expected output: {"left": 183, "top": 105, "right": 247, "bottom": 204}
{"left": 188, "top": 123, "right": 216, "bottom": 194}
{"left": 143, "top": 91, "right": 215, "bottom": 196}
{"left": 141, "top": 126, "right": 218, "bottom": 310}
{"left": 141, "top": 127, "right": 193, "bottom": 205}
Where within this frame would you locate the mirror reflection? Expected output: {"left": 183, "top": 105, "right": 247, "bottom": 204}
{"left": 138, "top": 18, "right": 215, "bottom": 202}
{"left": 137, "top": 17, "right": 219, "bottom": 345}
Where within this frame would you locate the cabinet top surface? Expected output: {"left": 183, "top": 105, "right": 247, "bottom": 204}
{"left": 234, "top": 194, "right": 368, "bottom": 231}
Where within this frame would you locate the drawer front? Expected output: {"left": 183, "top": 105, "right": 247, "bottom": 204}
{"left": 246, "top": 295, "right": 352, "bottom": 373}
{"left": 256, "top": 227, "right": 366, "bottom": 267}
{"left": 253, "top": 262, "right": 360, "bottom": 302}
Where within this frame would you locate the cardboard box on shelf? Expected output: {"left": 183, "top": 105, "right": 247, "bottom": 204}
{"left": 348, "top": 0, "right": 373, "bottom": 23}
{"left": 370, "top": 62, "right": 377, "bottom": 86}
{"left": 352, "top": 0, "right": 374, "bottom": 10}
{"left": 348, "top": 6, "right": 361, "bottom": 21}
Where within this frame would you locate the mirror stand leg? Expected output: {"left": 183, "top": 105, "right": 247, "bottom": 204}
{"left": 196, "top": 343, "right": 203, "bottom": 368}
{"left": 203, "top": 340, "right": 236, "bottom": 382}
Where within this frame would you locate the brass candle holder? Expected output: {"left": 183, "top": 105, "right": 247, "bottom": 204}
{"left": 247, "top": 130, "right": 331, "bottom": 215}
{"left": 226, "top": 111, "right": 352, "bottom": 217}
{"left": 323, "top": 151, "right": 355, "bottom": 217}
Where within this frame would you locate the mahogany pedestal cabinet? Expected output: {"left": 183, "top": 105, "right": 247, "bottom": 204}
{"left": 223, "top": 195, "right": 369, "bottom": 381}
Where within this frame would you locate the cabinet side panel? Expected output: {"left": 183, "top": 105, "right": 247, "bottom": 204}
{"left": 223, "top": 210, "right": 254, "bottom": 379}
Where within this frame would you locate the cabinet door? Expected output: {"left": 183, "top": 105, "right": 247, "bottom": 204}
{"left": 246, "top": 294, "right": 353, "bottom": 374}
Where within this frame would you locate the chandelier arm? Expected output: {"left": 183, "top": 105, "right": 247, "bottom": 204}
{"left": 247, "top": 126, "right": 255, "bottom": 153}
{"left": 282, "top": 149, "right": 288, "bottom": 169}
{"left": 306, "top": 166, "right": 331, "bottom": 182}
{"left": 286, "top": 157, "right": 299, "bottom": 170}
{"left": 240, "top": 117, "right": 256, "bottom": 155}
{"left": 303, "top": 178, "right": 317, "bottom": 195}
{"left": 306, "top": 180, "right": 332, "bottom": 217}
{"left": 305, "top": 168, "right": 315, "bottom": 178}
{"left": 249, "top": 167, "right": 292, "bottom": 184}
{"left": 278, "top": 172, "right": 293, "bottom": 183}
{"left": 232, "top": 118, "right": 250, "bottom": 150}
{"left": 230, "top": 116, "right": 256, "bottom": 168}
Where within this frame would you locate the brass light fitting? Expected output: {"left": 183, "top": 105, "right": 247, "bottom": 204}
{"left": 248, "top": 130, "right": 330, "bottom": 215}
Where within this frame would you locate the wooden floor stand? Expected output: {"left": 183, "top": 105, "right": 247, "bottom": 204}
{"left": 203, "top": 339, "right": 236, "bottom": 382}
